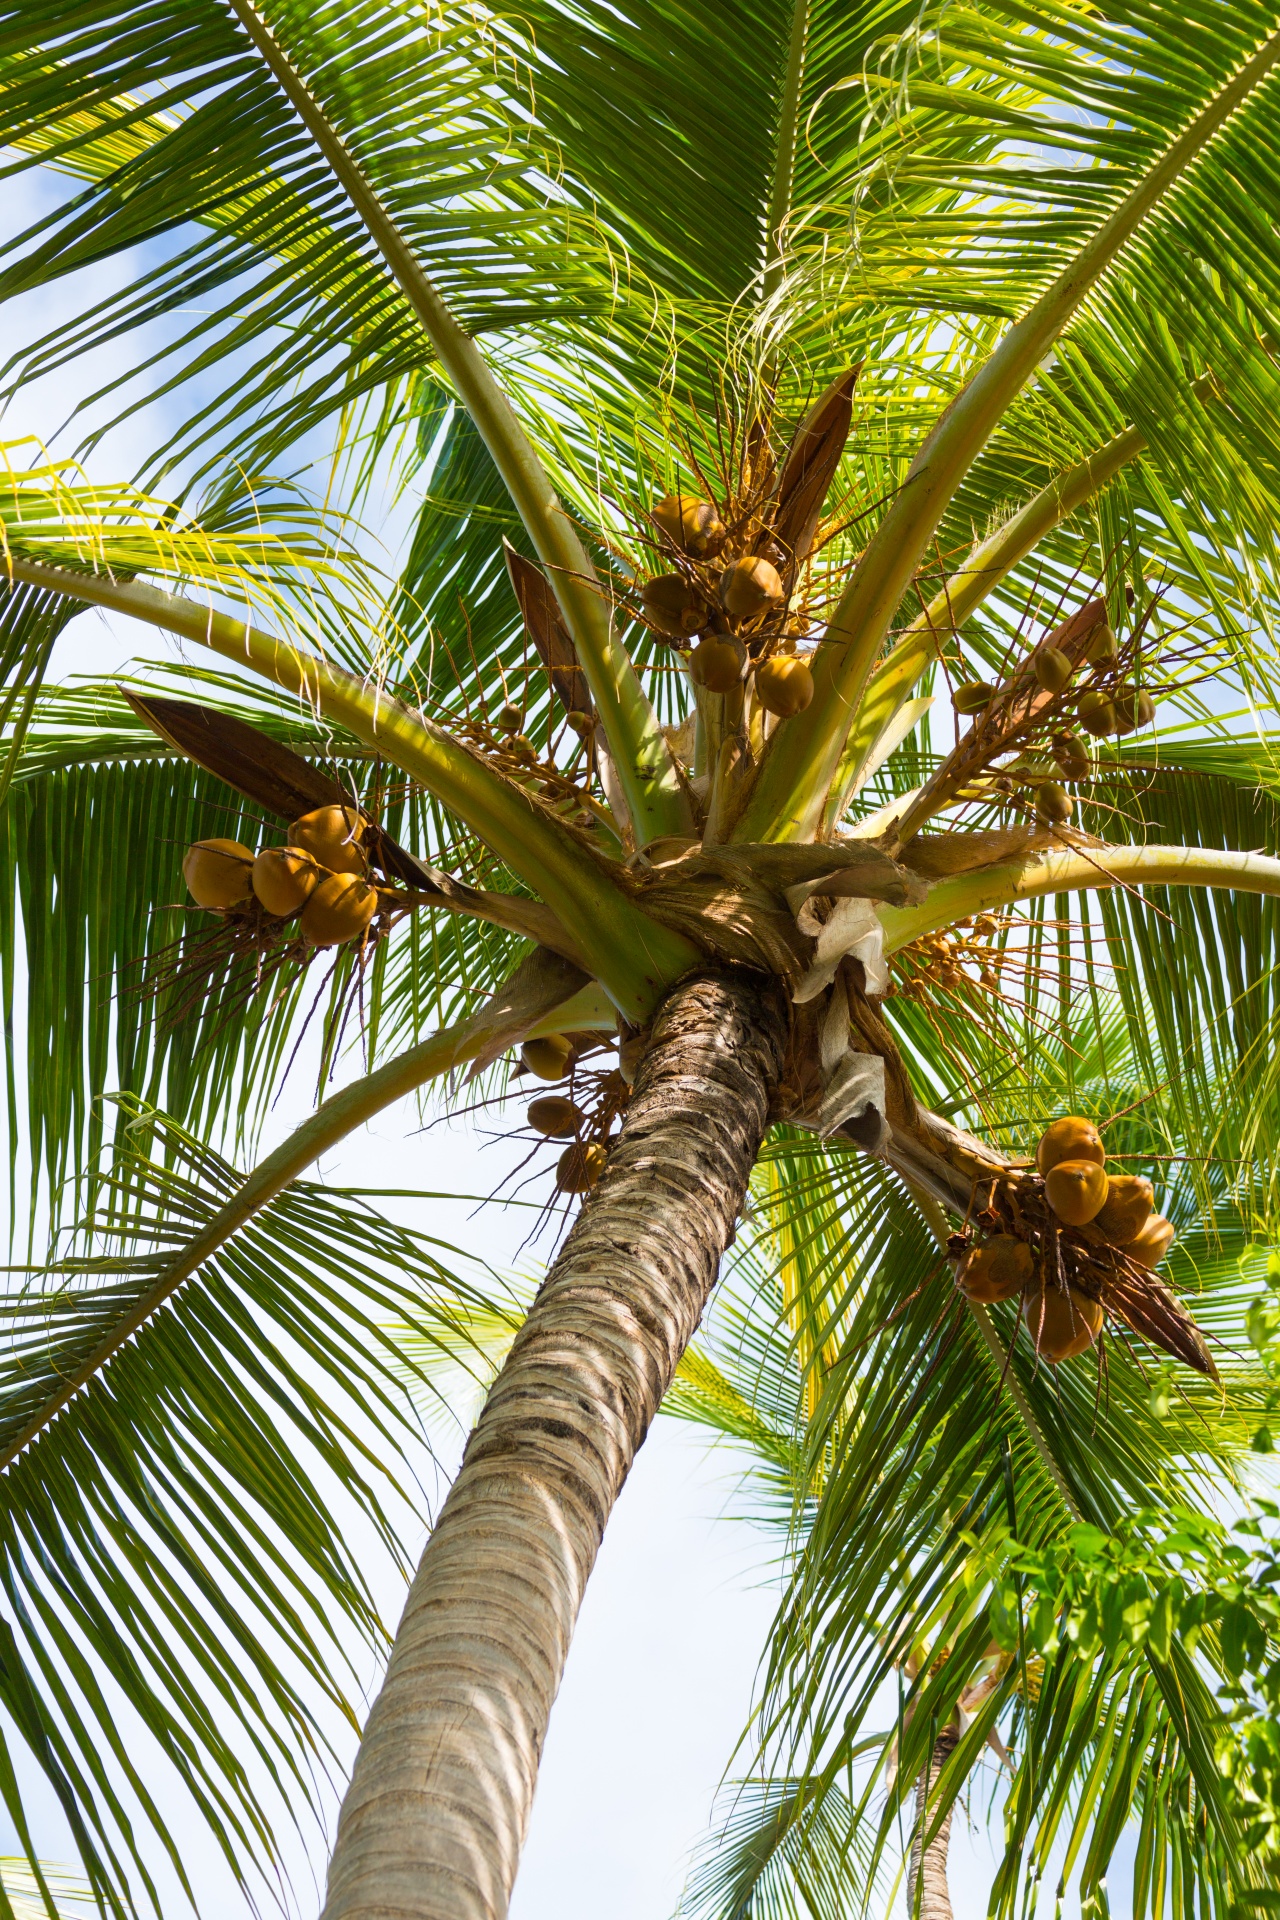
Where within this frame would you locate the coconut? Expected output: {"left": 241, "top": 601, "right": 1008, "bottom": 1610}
{"left": 1025, "top": 1283, "right": 1104, "bottom": 1362}
{"left": 689, "top": 638, "right": 745, "bottom": 693}
{"left": 1034, "top": 781, "right": 1073, "bottom": 825}
{"left": 954, "top": 681, "right": 995, "bottom": 715}
{"left": 1045, "top": 1157, "right": 1109, "bottom": 1226}
{"left": 527, "top": 1095, "right": 582, "bottom": 1138}
{"left": 288, "top": 805, "right": 366, "bottom": 875}
{"left": 1036, "top": 1115, "right": 1105, "bottom": 1175}
{"left": 958, "top": 1234, "right": 1034, "bottom": 1303}
{"left": 1051, "top": 730, "right": 1090, "bottom": 780}
{"left": 509, "top": 735, "right": 538, "bottom": 762}
{"left": 252, "top": 845, "right": 324, "bottom": 918}
{"left": 563, "top": 710, "right": 594, "bottom": 738}
{"left": 653, "top": 494, "right": 725, "bottom": 558}
{"left": 1094, "top": 1173, "right": 1154, "bottom": 1246}
{"left": 182, "top": 838, "right": 255, "bottom": 910}
{"left": 1112, "top": 686, "right": 1155, "bottom": 734}
{"left": 641, "top": 573, "right": 706, "bottom": 638}
{"left": 1034, "top": 646, "right": 1073, "bottom": 694}
{"left": 497, "top": 703, "right": 523, "bottom": 734}
{"left": 719, "top": 556, "right": 784, "bottom": 624}
{"left": 1121, "top": 1214, "right": 1175, "bottom": 1269}
{"left": 521, "top": 1033, "right": 573, "bottom": 1082}
{"left": 298, "top": 872, "right": 378, "bottom": 947}
{"left": 755, "top": 655, "right": 814, "bottom": 718}
{"left": 1087, "top": 621, "right": 1120, "bottom": 664}
{"left": 1078, "top": 690, "right": 1117, "bottom": 738}
{"left": 556, "top": 1141, "right": 608, "bottom": 1194}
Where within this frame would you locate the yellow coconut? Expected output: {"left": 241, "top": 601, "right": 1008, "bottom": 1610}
{"left": 1045, "top": 1157, "right": 1109, "bottom": 1226}
{"left": 299, "top": 872, "right": 379, "bottom": 947}
{"left": 958, "top": 1235, "right": 1035, "bottom": 1303}
{"left": 719, "top": 556, "right": 784, "bottom": 623}
{"left": 182, "top": 839, "right": 255, "bottom": 910}
{"left": 641, "top": 573, "right": 706, "bottom": 638}
{"left": 527, "top": 1095, "right": 582, "bottom": 1138}
{"left": 1094, "top": 1174, "right": 1155, "bottom": 1246}
{"left": 1077, "top": 690, "right": 1117, "bottom": 738}
{"left": 563, "top": 709, "right": 594, "bottom": 738}
{"left": 497, "top": 703, "right": 523, "bottom": 734}
{"left": 652, "top": 494, "right": 725, "bottom": 557}
{"left": 1034, "top": 781, "right": 1073, "bottom": 825}
{"left": 755, "top": 655, "right": 814, "bottom": 718}
{"left": 1051, "top": 730, "right": 1090, "bottom": 779}
{"left": 556, "top": 1141, "right": 608, "bottom": 1194}
{"left": 1112, "top": 686, "right": 1156, "bottom": 734}
{"left": 954, "top": 681, "right": 995, "bottom": 715}
{"left": 252, "top": 845, "right": 324, "bottom": 917}
{"left": 1034, "top": 646, "right": 1073, "bottom": 694}
{"left": 689, "top": 638, "right": 745, "bottom": 693}
{"left": 1086, "top": 621, "right": 1120, "bottom": 664}
{"left": 1036, "top": 1115, "right": 1105, "bottom": 1175}
{"left": 1121, "top": 1214, "right": 1176, "bottom": 1269}
{"left": 1025, "top": 1283, "right": 1104, "bottom": 1362}
{"left": 521, "top": 1034, "right": 574, "bottom": 1082}
{"left": 288, "top": 805, "right": 367, "bottom": 875}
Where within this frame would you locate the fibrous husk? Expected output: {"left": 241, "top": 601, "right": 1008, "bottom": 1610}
{"left": 641, "top": 573, "right": 706, "bottom": 638}
{"left": 527, "top": 1096, "right": 582, "bottom": 1137}
{"left": 1033, "top": 646, "right": 1073, "bottom": 694}
{"left": 652, "top": 494, "right": 725, "bottom": 557}
{"left": 1045, "top": 1157, "right": 1109, "bottom": 1225}
{"left": 1095, "top": 1174, "right": 1154, "bottom": 1245}
{"left": 689, "top": 638, "right": 744, "bottom": 691}
{"left": 755, "top": 655, "right": 814, "bottom": 717}
{"left": 1120, "top": 1213, "right": 1175, "bottom": 1269}
{"left": 521, "top": 1034, "right": 573, "bottom": 1082}
{"left": 719, "top": 556, "right": 784, "bottom": 624}
{"left": 1025, "top": 1282, "right": 1103, "bottom": 1362}
{"left": 253, "top": 845, "right": 324, "bottom": 917}
{"left": 1037, "top": 1115, "right": 1105, "bottom": 1174}
{"left": 556, "top": 1141, "right": 608, "bottom": 1193}
{"left": 299, "top": 872, "right": 379, "bottom": 947}
{"left": 183, "top": 839, "right": 254, "bottom": 910}
{"left": 959, "top": 1234, "right": 1034, "bottom": 1303}
{"left": 290, "top": 805, "right": 366, "bottom": 875}
{"left": 954, "top": 681, "right": 995, "bottom": 715}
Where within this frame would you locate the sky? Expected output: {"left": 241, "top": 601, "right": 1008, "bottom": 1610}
{"left": 0, "top": 144, "right": 1137, "bottom": 1920}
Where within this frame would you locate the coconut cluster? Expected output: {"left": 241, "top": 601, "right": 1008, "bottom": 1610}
{"left": 181, "top": 806, "right": 385, "bottom": 950}
{"left": 951, "top": 618, "right": 1157, "bottom": 830}
{"left": 955, "top": 1113, "right": 1175, "bottom": 1364}
{"left": 635, "top": 491, "right": 816, "bottom": 722}
{"left": 515, "top": 1032, "right": 629, "bottom": 1195}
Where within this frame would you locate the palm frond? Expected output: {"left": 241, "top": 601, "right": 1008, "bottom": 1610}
{"left": 0, "top": 1099, "right": 501, "bottom": 1917}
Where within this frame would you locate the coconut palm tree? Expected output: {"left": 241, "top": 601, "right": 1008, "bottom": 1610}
{"left": 1, "top": 0, "right": 1280, "bottom": 1915}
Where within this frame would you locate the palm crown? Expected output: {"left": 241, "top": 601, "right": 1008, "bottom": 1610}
{"left": 1, "top": 0, "right": 1280, "bottom": 1914}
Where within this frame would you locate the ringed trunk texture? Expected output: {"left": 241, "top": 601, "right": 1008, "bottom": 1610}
{"left": 321, "top": 968, "right": 788, "bottom": 1920}
{"left": 907, "top": 1728, "right": 959, "bottom": 1920}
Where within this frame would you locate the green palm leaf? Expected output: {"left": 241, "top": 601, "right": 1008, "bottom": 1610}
{"left": 0, "top": 1099, "right": 500, "bottom": 1915}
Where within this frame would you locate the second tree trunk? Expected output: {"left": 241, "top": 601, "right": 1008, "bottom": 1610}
{"left": 908, "top": 1727, "right": 960, "bottom": 1920}
{"left": 321, "top": 967, "right": 788, "bottom": 1920}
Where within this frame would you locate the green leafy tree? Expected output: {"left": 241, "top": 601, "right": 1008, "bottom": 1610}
{"left": 1, "top": 2, "right": 1280, "bottom": 1916}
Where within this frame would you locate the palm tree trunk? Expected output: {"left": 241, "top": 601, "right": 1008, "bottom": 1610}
{"left": 907, "top": 1727, "right": 960, "bottom": 1920}
{"left": 321, "top": 967, "right": 788, "bottom": 1920}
